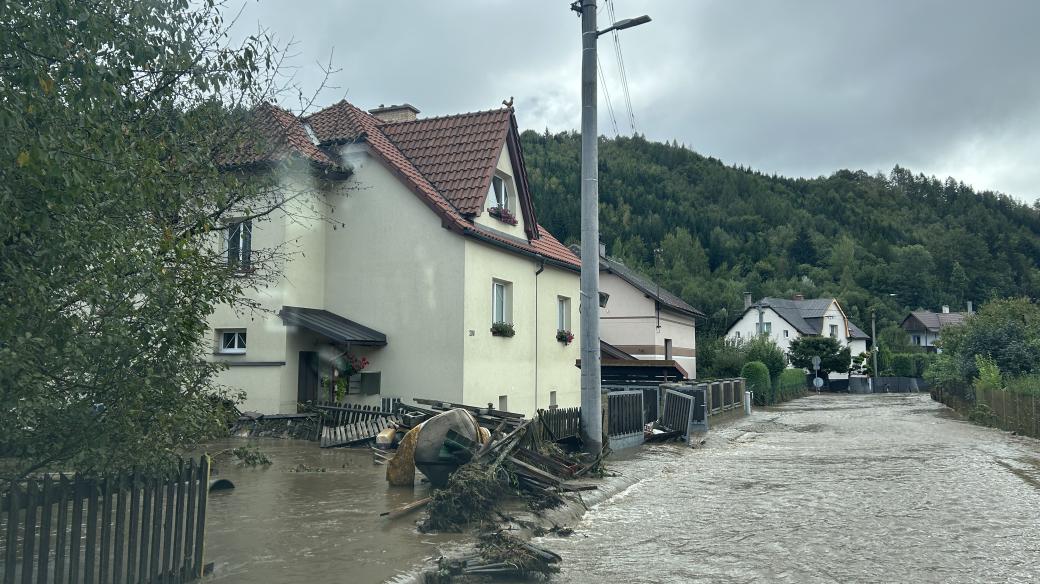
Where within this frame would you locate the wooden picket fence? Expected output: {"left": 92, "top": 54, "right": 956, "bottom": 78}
{"left": 535, "top": 407, "right": 581, "bottom": 442}
{"left": 312, "top": 402, "right": 402, "bottom": 448}
{"left": 1, "top": 456, "right": 210, "bottom": 584}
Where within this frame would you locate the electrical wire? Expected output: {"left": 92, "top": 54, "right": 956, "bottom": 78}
{"left": 598, "top": 55, "right": 620, "bottom": 136}
{"left": 605, "top": 0, "right": 638, "bottom": 133}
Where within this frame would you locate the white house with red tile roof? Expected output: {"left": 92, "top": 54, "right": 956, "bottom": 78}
{"left": 209, "top": 101, "right": 581, "bottom": 415}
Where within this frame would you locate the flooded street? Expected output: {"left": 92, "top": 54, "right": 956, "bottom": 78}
{"left": 202, "top": 440, "right": 461, "bottom": 584}
{"left": 537, "top": 394, "right": 1040, "bottom": 583}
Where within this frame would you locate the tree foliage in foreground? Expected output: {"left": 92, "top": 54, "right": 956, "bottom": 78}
{"left": 521, "top": 131, "right": 1040, "bottom": 339}
{"left": 0, "top": 0, "right": 294, "bottom": 480}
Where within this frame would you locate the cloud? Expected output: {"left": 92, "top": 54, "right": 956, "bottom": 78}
{"left": 231, "top": 0, "right": 1040, "bottom": 201}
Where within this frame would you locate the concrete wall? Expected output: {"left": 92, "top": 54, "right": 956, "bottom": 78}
{"left": 324, "top": 144, "right": 467, "bottom": 408}
{"left": 208, "top": 162, "right": 327, "bottom": 413}
{"left": 461, "top": 238, "right": 581, "bottom": 416}
{"left": 598, "top": 272, "right": 697, "bottom": 377}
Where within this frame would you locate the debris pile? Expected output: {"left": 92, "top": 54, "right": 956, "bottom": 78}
{"left": 424, "top": 531, "right": 561, "bottom": 582}
{"left": 378, "top": 399, "right": 604, "bottom": 533}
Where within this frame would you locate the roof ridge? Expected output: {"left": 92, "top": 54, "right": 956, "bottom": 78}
{"left": 380, "top": 106, "right": 512, "bottom": 127}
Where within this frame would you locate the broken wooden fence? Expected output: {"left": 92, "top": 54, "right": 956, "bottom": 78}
{"left": 1, "top": 456, "right": 210, "bottom": 584}
{"left": 312, "top": 402, "right": 402, "bottom": 448}
{"left": 533, "top": 407, "right": 580, "bottom": 443}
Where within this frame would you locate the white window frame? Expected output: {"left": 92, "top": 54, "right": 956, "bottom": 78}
{"left": 498, "top": 394, "right": 509, "bottom": 412}
{"left": 557, "top": 296, "right": 571, "bottom": 331}
{"left": 217, "top": 329, "right": 247, "bottom": 354}
{"left": 735, "top": 331, "right": 741, "bottom": 339}
{"left": 664, "top": 338, "right": 673, "bottom": 360}
{"left": 830, "top": 324, "right": 838, "bottom": 337}
{"left": 783, "top": 329, "right": 789, "bottom": 338}
{"left": 490, "top": 174, "right": 510, "bottom": 211}
{"left": 492, "top": 279, "right": 512, "bottom": 324}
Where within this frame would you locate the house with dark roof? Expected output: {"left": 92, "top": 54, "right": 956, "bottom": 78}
{"left": 208, "top": 101, "right": 580, "bottom": 415}
{"left": 573, "top": 247, "right": 704, "bottom": 379}
{"left": 725, "top": 294, "right": 871, "bottom": 377}
{"left": 900, "top": 304, "right": 972, "bottom": 352}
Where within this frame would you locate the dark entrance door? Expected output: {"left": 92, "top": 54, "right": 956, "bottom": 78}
{"left": 298, "top": 351, "right": 319, "bottom": 404}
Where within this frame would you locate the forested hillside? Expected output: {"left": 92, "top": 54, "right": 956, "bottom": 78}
{"left": 520, "top": 130, "right": 1040, "bottom": 339}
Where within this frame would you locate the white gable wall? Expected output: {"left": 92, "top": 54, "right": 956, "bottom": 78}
{"left": 472, "top": 145, "right": 528, "bottom": 239}
{"left": 598, "top": 272, "right": 697, "bottom": 378}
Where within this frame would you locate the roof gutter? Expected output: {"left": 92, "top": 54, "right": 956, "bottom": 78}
{"left": 462, "top": 227, "right": 580, "bottom": 273}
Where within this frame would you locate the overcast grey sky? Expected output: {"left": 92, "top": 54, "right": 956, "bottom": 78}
{"left": 232, "top": 0, "right": 1040, "bottom": 202}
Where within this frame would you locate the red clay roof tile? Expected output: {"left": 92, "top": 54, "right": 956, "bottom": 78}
{"left": 223, "top": 103, "right": 338, "bottom": 169}
{"left": 380, "top": 109, "right": 512, "bottom": 216}
{"left": 266, "top": 100, "right": 579, "bottom": 269}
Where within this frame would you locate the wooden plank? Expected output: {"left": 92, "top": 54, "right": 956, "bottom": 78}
{"left": 85, "top": 479, "right": 98, "bottom": 584}
{"left": 54, "top": 475, "right": 69, "bottom": 584}
{"left": 162, "top": 475, "right": 175, "bottom": 581}
{"left": 149, "top": 477, "right": 162, "bottom": 584}
{"left": 505, "top": 457, "right": 562, "bottom": 487}
{"left": 21, "top": 480, "right": 37, "bottom": 584}
{"left": 69, "top": 477, "right": 84, "bottom": 584}
{"left": 192, "top": 457, "right": 209, "bottom": 579}
{"left": 99, "top": 476, "right": 112, "bottom": 584}
{"left": 4, "top": 482, "right": 19, "bottom": 584}
{"left": 172, "top": 463, "right": 187, "bottom": 584}
{"left": 182, "top": 462, "right": 197, "bottom": 581}
{"left": 113, "top": 476, "right": 126, "bottom": 584}
{"left": 138, "top": 479, "right": 153, "bottom": 582}
{"left": 127, "top": 473, "right": 141, "bottom": 583}
{"left": 379, "top": 496, "right": 432, "bottom": 518}
{"left": 37, "top": 475, "right": 53, "bottom": 584}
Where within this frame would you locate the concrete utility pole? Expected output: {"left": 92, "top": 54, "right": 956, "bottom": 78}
{"left": 574, "top": 0, "right": 649, "bottom": 454}
{"left": 577, "top": 0, "right": 602, "bottom": 454}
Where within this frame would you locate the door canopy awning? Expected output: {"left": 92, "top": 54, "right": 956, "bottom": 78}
{"left": 278, "top": 306, "right": 387, "bottom": 346}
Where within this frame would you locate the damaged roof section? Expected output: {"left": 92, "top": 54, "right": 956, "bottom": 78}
{"left": 227, "top": 98, "right": 580, "bottom": 270}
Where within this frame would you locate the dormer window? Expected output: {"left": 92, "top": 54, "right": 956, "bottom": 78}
{"left": 487, "top": 174, "right": 518, "bottom": 225}
{"left": 490, "top": 175, "right": 510, "bottom": 211}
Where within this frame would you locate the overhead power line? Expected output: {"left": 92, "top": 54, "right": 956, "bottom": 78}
{"left": 605, "top": 0, "right": 638, "bottom": 133}
{"left": 597, "top": 55, "right": 620, "bottom": 136}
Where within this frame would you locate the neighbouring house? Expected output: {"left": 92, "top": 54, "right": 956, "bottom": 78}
{"left": 209, "top": 100, "right": 581, "bottom": 416}
{"left": 900, "top": 303, "right": 973, "bottom": 353}
{"left": 725, "top": 294, "right": 871, "bottom": 377}
{"left": 572, "top": 246, "right": 703, "bottom": 379}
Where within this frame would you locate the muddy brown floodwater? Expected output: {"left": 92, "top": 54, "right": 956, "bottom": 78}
{"left": 534, "top": 393, "right": 1040, "bottom": 584}
{"left": 201, "top": 439, "right": 464, "bottom": 584}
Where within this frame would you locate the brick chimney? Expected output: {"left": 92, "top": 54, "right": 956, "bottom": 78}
{"left": 368, "top": 103, "right": 420, "bottom": 123}
{"left": 967, "top": 300, "right": 974, "bottom": 314}
{"left": 942, "top": 305, "right": 950, "bottom": 314}
{"left": 744, "top": 292, "right": 752, "bottom": 310}
{"left": 793, "top": 294, "right": 805, "bottom": 301}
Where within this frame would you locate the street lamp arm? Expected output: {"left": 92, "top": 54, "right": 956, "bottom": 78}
{"left": 597, "top": 14, "right": 651, "bottom": 36}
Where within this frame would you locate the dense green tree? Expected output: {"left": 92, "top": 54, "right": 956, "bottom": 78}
{"left": 787, "top": 336, "right": 851, "bottom": 376}
{"left": 520, "top": 131, "right": 1040, "bottom": 341}
{"left": 1, "top": 0, "right": 291, "bottom": 480}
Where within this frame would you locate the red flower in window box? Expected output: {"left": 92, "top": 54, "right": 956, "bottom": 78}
{"left": 488, "top": 206, "right": 518, "bottom": 225}
{"left": 556, "top": 329, "right": 574, "bottom": 345}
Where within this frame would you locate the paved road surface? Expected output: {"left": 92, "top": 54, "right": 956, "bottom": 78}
{"left": 536, "top": 394, "right": 1040, "bottom": 583}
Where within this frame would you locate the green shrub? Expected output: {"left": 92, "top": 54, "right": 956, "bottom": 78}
{"left": 741, "top": 361, "right": 771, "bottom": 405}
{"left": 776, "top": 369, "right": 808, "bottom": 402}
{"left": 744, "top": 336, "right": 786, "bottom": 385}
{"left": 890, "top": 353, "right": 915, "bottom": 377}
{"left": 973, "top": 354, "right": 1003, "bottom": 392}
{"left": 710, "top": 339, "right": 747, "bottom": 378}
{"left": 1003, "top": 374, "right": 1040, "bottom": 396}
